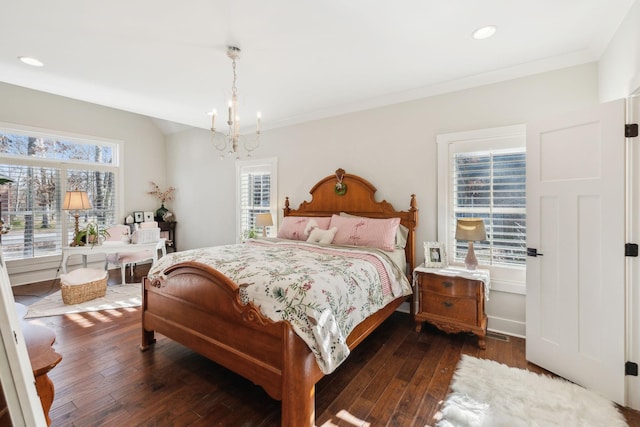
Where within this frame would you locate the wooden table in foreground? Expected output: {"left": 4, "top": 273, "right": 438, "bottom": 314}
{"left": 15, "top": 303, "right": 62, "bottom": 426}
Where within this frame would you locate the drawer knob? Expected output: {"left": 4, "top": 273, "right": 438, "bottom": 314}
{"left": 443, "top": 301, "right": 454, "bottom": 308}
{"left": 442, "top": 281, "right": 453, "bottom": 288}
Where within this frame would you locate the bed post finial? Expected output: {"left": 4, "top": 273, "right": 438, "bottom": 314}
{"left": 410, "top": 194, "right": 417, "bottom": 212}
{"left": 284, "top": 196, "right": 291, "bottom": 216}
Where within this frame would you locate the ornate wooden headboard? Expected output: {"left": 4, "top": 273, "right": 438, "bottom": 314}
{"left": 283, "top": 169, "right": 418, "bottom": 274}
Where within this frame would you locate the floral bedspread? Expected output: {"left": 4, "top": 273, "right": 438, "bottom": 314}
{"left": 147, "top": 238, "right": 412, "bottom": 374}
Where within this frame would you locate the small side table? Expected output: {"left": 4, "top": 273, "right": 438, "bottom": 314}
{"left": 158, "top": 221, "right": 177, "bottom": 252}
{"left": 413, "top": 265, "right": 490, "bottom": 349}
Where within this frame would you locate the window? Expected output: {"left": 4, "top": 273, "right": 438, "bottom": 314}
{"left": 437, "top": 125, "right": 526, "bottom": 292}
{"left": 236, "top": 158, "right": 277, "bottom": 240}
{"left": 0, "top": 125, "right": 120, "bottom": 261}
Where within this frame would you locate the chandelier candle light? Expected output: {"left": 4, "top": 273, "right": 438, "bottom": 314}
{"left": 211, "top": 46, "right": 261, "bottom": 159}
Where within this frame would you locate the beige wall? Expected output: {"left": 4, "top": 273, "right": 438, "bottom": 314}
{"left": 167, "top": 62, "right": 600, "bottom": 336}
{"left": 0, "top": 82, "right": 167, "bottom": 285}
{"left": 599, "top": 0, "right": 640, "bottom": 100}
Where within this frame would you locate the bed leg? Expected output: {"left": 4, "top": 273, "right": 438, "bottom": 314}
{"left": 282, "top": 384, "right": 315, "bottom": 427}
{"left": 282, "top": 330, "right": 318, "bottom": 427}
{"left": 140, "top": 329, "right": 156, "bottom": 351}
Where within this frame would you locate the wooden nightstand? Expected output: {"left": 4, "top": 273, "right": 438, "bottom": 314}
{"left": 413, "top": 266, "right": 489, "bottom": 349}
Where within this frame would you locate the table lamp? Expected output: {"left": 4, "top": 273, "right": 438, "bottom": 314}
{"left": 255, "top": 213, "right": 273, "bottom": 237}
{"left": 455, "top": 218, "right": 486, "bottom": 270}
{"left": 63, "top": 190, "right": 91, "bottom": 246}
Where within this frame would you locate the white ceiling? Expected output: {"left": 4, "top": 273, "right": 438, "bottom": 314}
{"left": 1, "top": 1, "right": 635, "bottom": 134}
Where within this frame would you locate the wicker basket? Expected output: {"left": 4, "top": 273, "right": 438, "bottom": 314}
{"left": 61, "top": 271, "right": 108, "bottom": 305}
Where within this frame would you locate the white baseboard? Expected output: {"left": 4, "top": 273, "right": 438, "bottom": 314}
{"left": 487, "top": 315, "right": 525, "bottom": 339}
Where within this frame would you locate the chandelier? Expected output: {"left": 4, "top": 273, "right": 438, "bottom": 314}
{"left": 210, "top": 46, "right": 261, "bottom": 159}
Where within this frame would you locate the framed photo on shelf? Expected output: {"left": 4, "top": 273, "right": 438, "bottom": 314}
{"left": 143, "top": 211, "right": 154, "bottom": 222}
{"left": 424, "top": 241, "right": 447, "bottom": 268}
{"left": 133, "top": 211, "right": 144, "bottom": 223}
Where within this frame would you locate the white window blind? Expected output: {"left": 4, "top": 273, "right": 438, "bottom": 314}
{"left": 0, "top": 164, "right": 62, "bottom": 260}
{"left": 452, "top": 149, "right": 526, "bottom": 267}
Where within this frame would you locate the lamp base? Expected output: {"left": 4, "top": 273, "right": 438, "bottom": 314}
{"left": 464, "top": 241, "right": 478, "bottom": 270}
{"left": 70, "top": 213, "right": 81, "bottom": 247}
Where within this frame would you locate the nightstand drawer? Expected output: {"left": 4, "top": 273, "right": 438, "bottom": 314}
{"left": 418, "top": 273, "right": 477, "bottom": 297}
{"left": 421, "top": 292, "right": 477, "bottom": 324}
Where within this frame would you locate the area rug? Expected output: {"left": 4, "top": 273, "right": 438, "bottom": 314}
{"left": 24, "top": 283, "right": 142, "bottom": 318}
{"left": 435, "top": 355, "right": 628, "bottom": 427}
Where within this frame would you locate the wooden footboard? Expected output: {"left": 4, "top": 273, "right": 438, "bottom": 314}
{"left": 141, "top": 261, "right": 406, "bottom": 426}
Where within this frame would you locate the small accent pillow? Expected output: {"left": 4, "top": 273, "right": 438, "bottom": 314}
{"left": 277, "top": 216, "right": 331, "bottom": 241}
{"left": 307, "top": 227, "right": 338, "bottom": 244}
{"left": 330, "top": 214, "right": 400, "bottom": 251}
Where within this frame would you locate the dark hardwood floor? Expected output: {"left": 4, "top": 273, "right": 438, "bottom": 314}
{"left": 12, "top": 264, "right": 640, "bottom": 426}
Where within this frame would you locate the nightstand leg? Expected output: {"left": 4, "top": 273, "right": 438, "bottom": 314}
{"left": 415, "top": 321, "right": 423, "bottom": 333}
{"left": 478, "top": 335, "right": 486, "bottom": 350}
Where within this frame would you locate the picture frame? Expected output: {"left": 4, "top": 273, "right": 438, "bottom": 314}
{"left": 143, "top": 211, "right": 154, "bottom": 222}
{"left": 133, "top": 211, "right": 144, "bottom": 223}
{"left": 424, "top": 241, "right": 448, "bottom": 268}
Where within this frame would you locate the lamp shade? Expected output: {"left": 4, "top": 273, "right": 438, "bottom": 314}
{"left": 62, "top": 191, "right": 91, "bottom": 211}
{"left": 255, "top": 213, "right": 273, "bottom": 228}
{"left": 455, "top": 218, "right": 486, "bottom": 242}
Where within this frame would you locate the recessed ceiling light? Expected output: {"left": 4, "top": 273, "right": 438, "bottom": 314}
{"left": 472, "top": 25, "right": 497, "bottom": 40}
{"left": 18, "top": 56, "right": 44, "bottom": 67}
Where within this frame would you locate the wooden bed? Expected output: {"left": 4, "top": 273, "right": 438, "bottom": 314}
{"left": 140, "top": 169, "right": 418, "bottom": 426}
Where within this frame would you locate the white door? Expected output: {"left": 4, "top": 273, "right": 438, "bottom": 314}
{"left": 627, "top": 94, "right": 640, "bottom": 409}
{"left": 526, "top": 99, "right": 626, "bottom": 404}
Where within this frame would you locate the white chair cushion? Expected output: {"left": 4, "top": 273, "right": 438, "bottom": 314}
{"left": 115, "top": 250, "right": 154, "bottom": 264}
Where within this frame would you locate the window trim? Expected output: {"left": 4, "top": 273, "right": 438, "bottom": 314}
{"left": 437, "top": 124, "right": 526, "bottom": 294}
{"left": 0, "top": 122, "right": 124, "bottom": 272}
{"left": 235, "top": 157, "right": 278, "bottom": 242}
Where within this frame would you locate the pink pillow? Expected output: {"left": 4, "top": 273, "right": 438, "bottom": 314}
{"left": 277, "top": 216, "right": 331, "bottom": 241}
{"left": 329, "top": 214, "right": 400, "bottom": 251}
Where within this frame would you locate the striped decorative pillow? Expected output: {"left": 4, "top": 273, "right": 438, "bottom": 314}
{"left": 329, "top": 214, "right": 400, "bottom": 251}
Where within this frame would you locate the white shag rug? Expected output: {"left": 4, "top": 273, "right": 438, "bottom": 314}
{"left": 436, "top": 355, "right": 628, "bottom": 427}
{"left": 24, "top": 282, "right": 142, "bottom": 318}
